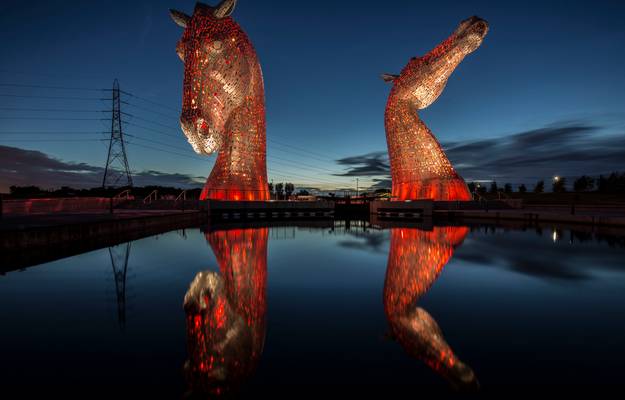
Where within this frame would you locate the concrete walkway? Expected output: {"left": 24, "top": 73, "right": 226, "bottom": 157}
{"left": 0, "top": 210, "right": 200, "bottom": 232}
{"left": 435, "top": 208, "right": 625, "bottom": 227}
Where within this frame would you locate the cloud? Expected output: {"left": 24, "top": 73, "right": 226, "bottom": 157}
{"left": 335, "top": 120, "right": 625, "bottom": 188}
{"left": 445, "top": 122, "right": 625, "bottom": 184}
{"left": 0, "top": 145, "right": 204, "bottom": 192}
{"left": 334, "top": 151, "right": 390, "bottom": 177}
{"left": 454, "top": 227, "right": 625, "bottom": 282}
{"left": 337, "top": 230, "right": 390, "bottom": 254}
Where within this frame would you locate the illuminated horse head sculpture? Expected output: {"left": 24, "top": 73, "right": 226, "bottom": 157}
{"left": 170, "top": 0, "right": 269, "bottom": 201}
{"left": 382, "top": 16, "right": 489, "bottom": 201}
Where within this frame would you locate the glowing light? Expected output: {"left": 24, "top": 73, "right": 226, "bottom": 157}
{"left": 384, "top": 226, "right": 479, "bottom": 390}
{"left": 383, "top": 16, "right": 489, "bottom": 201}
{"left": 171, "top": 1, "right": 269, "bottom": 201}
{"left": 183, "top": 227, "right": 268, "bottom": 396}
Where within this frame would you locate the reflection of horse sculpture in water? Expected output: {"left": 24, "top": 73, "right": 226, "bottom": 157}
{"left": 170, "top": 0, "right": 269, "bottom": 201}
{"left": 383, "top": 226, "right": 479, "bottom": 390}
{"left": 382, "top": 17, "right": 488, "bottom": 201}
{"left": 183, "top": 228, "right": 268, "bottom": 396}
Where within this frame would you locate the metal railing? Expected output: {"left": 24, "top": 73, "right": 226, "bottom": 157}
{"left": 175, "top": 190, "right": 187, "bottom": 202}
{"left": 143, "top": 190, "right": 158, "bottom": 205}
{"left": 115, "top": 189, "right": 132, "bottom": 200}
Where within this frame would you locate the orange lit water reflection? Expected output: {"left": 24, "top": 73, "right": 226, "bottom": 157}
{"left": 384, "top": 226, "right": 479, "bottom": 390}
{"left": 183, "top": 228, "right": 268, "bottom": 396}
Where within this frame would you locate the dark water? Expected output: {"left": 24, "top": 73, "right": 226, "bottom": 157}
{"left": 1, "top": 221, "right": 625, "bottom": 395}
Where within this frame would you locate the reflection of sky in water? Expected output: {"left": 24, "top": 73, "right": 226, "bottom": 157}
{"left": 0, "top": 225, "right": 624, "bottom": 394}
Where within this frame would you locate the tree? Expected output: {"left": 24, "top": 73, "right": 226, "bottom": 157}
{"left": 518, "top": 184, "right": 527, "bottom": 193}
{"left": 552, "top": 177, "right": 567, "bottom": 193}
{"left": 598, "top": 172, "right": 625, "bottom": 193}
{"left": 275, "top": 183, "right": 284, "bottom": 200}
{"left": 268, "top": 182, "right": 274, "bottom": 198}
{"left": 504, "top": 183, "right": 513, "bottom": 193}
{"left": 573, "top": 175, "right": 595, "bottom": 192}
{"left": 285, "top": 183, "right": 295, "bottom": 199}
{"left": 489, "top": 181, "right": 499, "bottom": 194}
{"left": 533, "top": 180, "right": 545, "bottom": 193}
{"left": 467, "top": 182, "right": 477, "bottom": 193}
{"left": 9, "top": 186, "right": 45, "bottom": 198}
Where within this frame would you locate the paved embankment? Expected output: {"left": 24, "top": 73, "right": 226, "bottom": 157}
{"left": 1, "top": 210, "right": 205, "bottom": 272}
{"left": 435, "top": 209, "right": 625, "bottom": 227}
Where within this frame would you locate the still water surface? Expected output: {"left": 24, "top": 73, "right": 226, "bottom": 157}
{"left": 1, "top": 221, "right": 624, "bottom": 395}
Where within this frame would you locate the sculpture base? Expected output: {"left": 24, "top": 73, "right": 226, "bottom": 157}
{"left": 392, "top": 177, "right": 471, "bottom": 201}
{"left": 200, "top": 186, "right": 270, "bottom": 201}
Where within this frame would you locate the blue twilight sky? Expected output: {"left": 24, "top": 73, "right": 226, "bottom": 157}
{"left": 1, "top": 0, "right": 625, "bottom": 192}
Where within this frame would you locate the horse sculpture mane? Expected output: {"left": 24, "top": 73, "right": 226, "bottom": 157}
{"left": 170, "top": 0, "right": 269, "bottom": 201}
{"left": 383, "top": 16, "right": 489, "bottom": 201}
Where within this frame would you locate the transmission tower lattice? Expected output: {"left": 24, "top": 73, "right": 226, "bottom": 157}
{"left": 109, "top": 242, "right": 132, "bottom": 330}
{"left": 102, "top": 79, "right": 133, "bottom": 188}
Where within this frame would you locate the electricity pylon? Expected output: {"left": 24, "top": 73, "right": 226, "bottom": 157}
{"left": 102, "top": 79, "right": 133, "bottom": 188}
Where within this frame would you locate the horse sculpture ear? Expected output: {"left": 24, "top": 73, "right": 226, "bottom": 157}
{"left": 170, "top": 9, "right": 191, "bottom": 28}
{"left": 381, "top": 73, "right": 399, "bottom": 83}
{"left": 213, "top": 0, "right": 237, "bottom": 19}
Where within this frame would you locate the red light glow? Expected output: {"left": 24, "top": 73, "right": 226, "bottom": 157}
{"left": 171, "top": 1, "right": 269, "bottom": 201}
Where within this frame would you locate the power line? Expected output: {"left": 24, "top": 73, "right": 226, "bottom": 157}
{"left": 125, "top": 133, "right": 198, "bottom": 154}
{"left": 120, "top": 90, "right": 181, "bottom": 113}
{"left": 0, "top": 83, "right": 108, "bottom": 92}
{"left": 0, "top": 107, "right": 104, "bottom": 113}
{"left": 125, "top": 121, "right": 186, "bottom": 141}
{"left": 0, "top": 94, "right": 107, "bottom": 101}
{"left": 267, "top": 154, "right": 343, "bottom": 175}
{"left": 268, "top": 138, "right": 337, "bottom": 162}
{"left": 124, "top": 102, "right": 180, "bottom": 119}
{"left": 0, "top": 139, "right": 105, "bottom": 143}
{"left": 0, "top": 117, "right": 104, "bottom": 121}
{"left": 102, "top": 80, "right": 133, "bottom": 188}
{"left": 126, "top": 142, "right": 209, "bottom": 162}
{"left": 0, "top": 131, "right": 105, "bottom": 135}
{"left": 127, "top": 114, "right": 180, "bottom": 131}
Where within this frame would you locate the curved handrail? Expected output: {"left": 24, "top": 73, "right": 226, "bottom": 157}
{"left": 143, "top": 190, "right": 158, "bottom": 204}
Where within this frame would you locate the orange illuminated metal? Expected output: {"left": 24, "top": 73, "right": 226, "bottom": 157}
{"left": 183, "top": 227, "right": 267, "bottom": 396}
{"left": 170, "top": 0, "right": 269, "bottom": 201}
{"left": 383, "top": 17, "right": 489, "bottom": 201}
{"left": 384, "top": 226, "right": 479, "bottom": 390}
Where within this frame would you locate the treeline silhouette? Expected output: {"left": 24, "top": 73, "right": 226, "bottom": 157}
{"left": 5, "top": 185, "right": 202, "bottom": 200}
{"left": 469, "top": 172, "right": 625, "bottom": 195}
{"left": 268, "top": 182, "right": 311, "bottom": 200}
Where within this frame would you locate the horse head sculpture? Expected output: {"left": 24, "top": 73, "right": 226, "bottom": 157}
{"left": 170, "top": 0, "right": 270, "bottom": 201}
{"left": 382, "top": 16, "right": 488, "bottom": 201}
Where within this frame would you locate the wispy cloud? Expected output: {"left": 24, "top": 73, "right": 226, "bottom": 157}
{"left": 334, "top": 151, "right": 390, "bottom": 177}
{"left": 0, "top": 145, "right": 204, "bottom": 192}
{"left": 335, "top": 120, "right": 625, "bottom": 188}
{"left": 444, "top": 122, "right": 625, "bottom": 183}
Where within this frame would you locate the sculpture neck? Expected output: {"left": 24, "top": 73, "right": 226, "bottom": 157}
{"left": 384, "top": 95, "right": 449, "bottom": 173}
{"left": 202, "top": 63, "right": 269, "bottom": 201}
{"left": 384, "top": 92, "right": 470, "bottom": 201}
